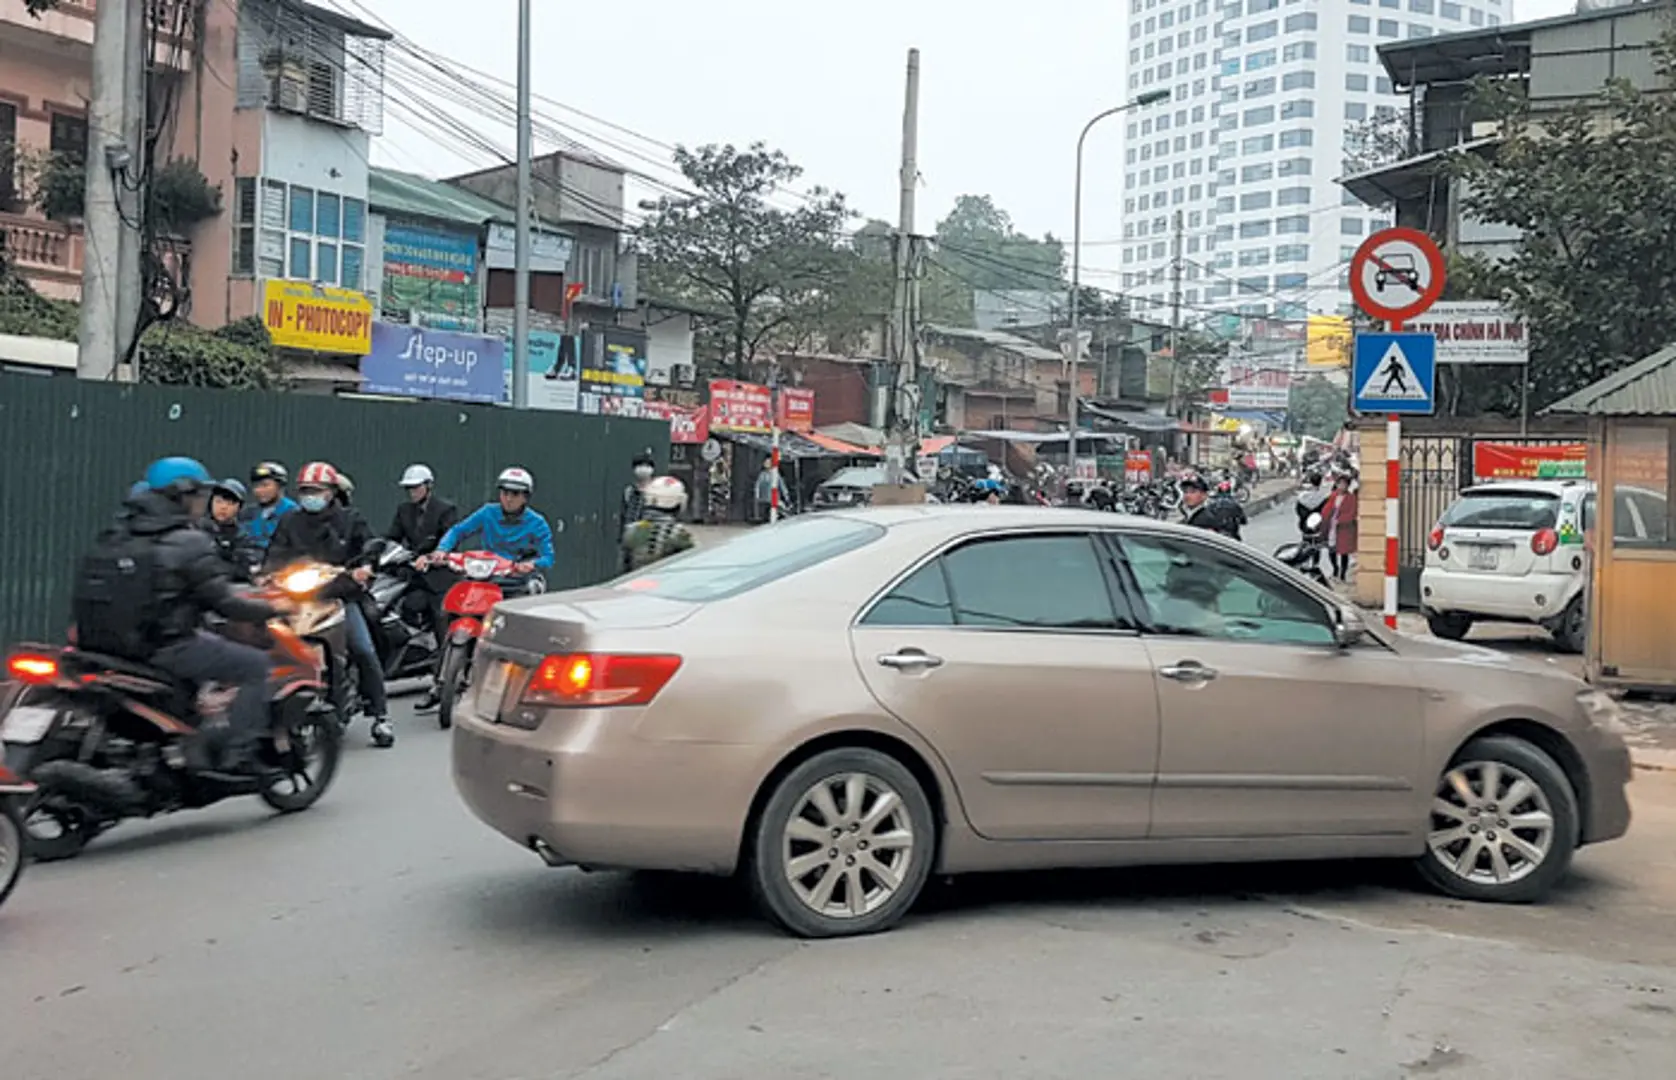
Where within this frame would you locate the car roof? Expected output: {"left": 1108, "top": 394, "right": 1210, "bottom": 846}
{"left": 819, "top": 503, "right": 1243, "bottom": 547}
{"left": 1460, "top": 479, "right": 1590, "bottom": 497}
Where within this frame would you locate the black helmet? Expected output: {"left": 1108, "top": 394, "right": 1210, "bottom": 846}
{"left": 1179, "top": 473, "right": 1209, "bottom": 493}
{"left": 212, "top": 478, "right": 249, "bottom": 504}
{"left": 632, "top": 447, "right": 656, "bottom": 468}
{"left": 1304, "top": 470, "right": 1323, "bottom": 486}
{"left": 250, "top": 461, "right": 288, "bottom": 485}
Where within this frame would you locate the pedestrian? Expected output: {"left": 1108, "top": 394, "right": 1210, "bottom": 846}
{"left": 754, "top": 457, "right": 787, "bottom": 524}
{"left": 620, "top": 449, "right": 657, "bottom": 570}
{"left": 1325, "top": 474, "right": 1359, "bottom": 582}
{"left": 1180, "top": 475, "right": 1240, "bottom": 539}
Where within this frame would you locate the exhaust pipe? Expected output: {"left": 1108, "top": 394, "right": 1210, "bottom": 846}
{"left": 31, "top": 760, "right": 145, "bottom": 817}
{"left": 529, "top": 837, "right": 567, "bottom": 867}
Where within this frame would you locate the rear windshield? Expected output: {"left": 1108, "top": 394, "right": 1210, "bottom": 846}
{"left": 615, "top": 516, "right": 886, "bottom": 602}
{"left": 1442, "top": 490, "right": 1560, "bottom": 530}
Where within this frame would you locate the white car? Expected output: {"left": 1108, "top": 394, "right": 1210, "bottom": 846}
{"left": 1420, "top": 479, "right": 1668, "bottom": 652}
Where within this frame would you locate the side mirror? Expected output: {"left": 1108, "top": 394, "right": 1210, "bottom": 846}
{"left": 1333, "top": 605, "right": 1368, "bottom": 648}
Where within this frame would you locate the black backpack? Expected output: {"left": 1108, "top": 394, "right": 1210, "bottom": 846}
{"left": 71, "top": 527, "right": 164, "bottom": 659}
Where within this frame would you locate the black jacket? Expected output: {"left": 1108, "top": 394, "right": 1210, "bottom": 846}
{"left": 620, "top": 484, "right": 646, "bottom": 532}
{"left": 1183, "top": 498, "right": 1244, "bottom": 540}
{"left": 122, "top": 492, "right": 277, "bottom": 645}
{"left": 203, "top": 517, "right": 257, "bottom": 582}
{"left": 386, "top": 495, "right": 459, "bottom": 556}
{"left": 264, "top": 503, "right": 376, "bottom": 599}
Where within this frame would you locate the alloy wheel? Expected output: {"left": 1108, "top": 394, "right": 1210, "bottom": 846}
{"left": 782, "top": 772, "right": 916, "bottom": 920}
{"left": 1427, "top": 760, "right": 1555, "bottom": 886}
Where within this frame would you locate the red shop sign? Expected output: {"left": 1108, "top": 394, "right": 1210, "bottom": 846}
{"left": 778, "top": 387, "right": 815, "bottom": 433}
{"left": 708, "top": 379, "right": 773, "bottom": 433}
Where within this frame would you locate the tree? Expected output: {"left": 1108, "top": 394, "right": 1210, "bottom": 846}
{"left": 934, "top": 194, "right": 1065, "bottom": 292}
{"left": 1288, "top": 375, "right": 1348, "bottom": 441}
{"left": 1446, "top": 36, "right": 1676, "bottom": 409}
{"left": 1169, "top": 330, "right": 1226, "bottom": 409}
{"left": 1342, "top": 111, "right": 1414, "bottom": 180}
{"left": 637, "top": 143, "right": 853, "bottom": 371}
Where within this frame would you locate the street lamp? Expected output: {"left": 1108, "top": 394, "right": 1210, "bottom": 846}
{"left": 1067, "top": 88, "right": 1171, "bottom": 476}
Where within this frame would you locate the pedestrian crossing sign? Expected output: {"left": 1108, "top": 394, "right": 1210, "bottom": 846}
{"left": 1352, "top": 332, "right": 1436, "bottom": 415}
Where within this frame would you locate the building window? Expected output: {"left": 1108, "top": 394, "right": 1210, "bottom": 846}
{"left": 1280, "top": 99, "right": 1314, "bottom": 119}
{"left": 1245, "top": 49, "right": 1277, "bottom": 70}
{"left": 1245, "top": 76, "right": 1276, "bottom": 97}
{"left": 289, "top": 237, "right": 312, "bottom": 280}
{"left": 1274, "top": 273, "right": 1308, "bottom": 289}
{"left": 1240, "top": 191, "right": 1273, "bottom": 211}
{"left": 1378, "top": 18, "right": 1399, "bottom": 36}
{"left": 1410, "top": 0, "right": 1434, "bottom": 10}
{"left": 1349, "top": 14, "right": 1371, "bottom": 31}
{"left": 1348, "top": 44, "right": 1371, "bottom": 62}
{"left": 48, "top": 111, "right": 89, "bottom": 164}
{"left": 1246, "top": 20, "right": 1278, "bottom": 42}
{"left": 1442, "top": 1, "right": 1462, "bottom": 18}
{"left": 1282, "top": 41, "right": 1317, "bottom": 61}
{"left": 1217, "top": 196, "right": 1236, "bottom": 213}
{"left": 1281, "top": 71, "right": 1315, "bottom": 91}
{"left": 1241, "top": 134, "right": 1274, "bottom": 153}
{"left": 1239, "top": 219, "right": 1272, "bottom": 238}
{"left": 1239, "top": 248, "right": 1270, "bottom": 266}
{"left": 1411, "top": 23, "right": 1436, "bottom": 36}
{"left": 1277, "top": 186, "right": 1311, "bottom": 206}
{"left": 1342, "top": 217, "right": 1365, "bottom": 236}
{"left": 1242, "top": 163, "right": 1274, "bottom": 182}
{"left": 1243, "top": 105, "right": 1275, "bottom": 126}
{"left": 1279, "top": 128, "right": 1313, "bottom": 148}
{"left": 1346, "top": 102, "right": 1368, "bottom": 120}
{"left": 1275, "top": 214, "right": 1309, "bottom": 233}
{"left": 1238, "top": 276, "right": 1269, "bottom": 294}
{"left": 1346, "top": 73, "right": 1369, "bottom": 91}
{"left": 1284, "top": 12, "right": 1317, "bottom": 31}
{"left": 1470, "top": 8, "right": 1485, "bottom": 25}
{"left": 1277, "top": 157, "right": 1311, "bottom": 176}
{"left": 231, "top": 178, "right": 257, "bottom": 276}
{"left": 1274, "top": 243, "right": 1309, "bottom": 262}
{"left": 260, "top": 181, "right": 367, "bottom": 288}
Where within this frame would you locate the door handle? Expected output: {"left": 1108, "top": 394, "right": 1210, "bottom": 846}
{"left": 877, "top": 651, "right": 944, "bottom": 671}
{"left": 1159, "top": 662, "right": 1217, "bottom": 683}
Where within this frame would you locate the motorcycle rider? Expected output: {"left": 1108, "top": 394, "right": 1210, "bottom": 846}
{"left": 263, "top": 462, "right": 395, "bottom": 749}
{"left": 622, "top": 476, "right": 696, "bottom": 571}
{"left": 388, "top": 464, "right": 459, "bottom": 710}
{"left": 1296, "top": 469, "right": 1330, "bottom": 538}
{"left": 1180, "top": 474, "right": 1242, "bottom": 539}
{"left": 203, "top": 478, "right": 257, "bottom": 582}
{"left": 73, "top": 458, "right": 282, "bottom": 774}
{"left": 1211, "top": 479, "right": 1248, "bottom": 541}
{"left": 238, "top": 462, "right": 297, "bottom": 558}
{"left": 422, "top": 467, "right": 555, "bottom": 579}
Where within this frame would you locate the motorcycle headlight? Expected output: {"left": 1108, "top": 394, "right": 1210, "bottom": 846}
{"left": 464, "top": 557, "right": 498, "bottom": 580}
{"left": 1577, "top": 689, "right": 1630, "bottom": 734}
{"left": 281, "top": 567, "right": 326, "bottom": 595}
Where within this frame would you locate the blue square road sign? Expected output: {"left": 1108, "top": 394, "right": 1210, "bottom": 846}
{"left": 1352, "top": 332, "right": 1436, "bottom": 416}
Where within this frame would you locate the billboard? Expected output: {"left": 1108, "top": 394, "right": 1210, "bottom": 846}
{"left": 708, "top": 379, "right": 773, "bottom": 433}
{"left": 1406, "top": 302, "right": 1530, "bottom": 365}
{"left": 360, "top": 323, "right": 504, "bottom": 403}
{"left": 380, "top": 223, "right": 480, "bottom": 331}
{"left": 1306, "top": 315, "right": 1353, "bottom": 369}
{"left": 262, "top": 279, "right": 373, "bottom": 355}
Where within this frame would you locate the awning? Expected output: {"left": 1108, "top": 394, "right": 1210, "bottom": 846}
{"left": 803, "top": 431, "right": 880, "bottom": 456}
{"left": 1081, "top": 403, "right": 1182, "bottom": 433}
{"left": 713, "top": 430, "right": 848, "bottom": 459}
{"left": 959, "top": 429, "right": 1131, "bottom": 445}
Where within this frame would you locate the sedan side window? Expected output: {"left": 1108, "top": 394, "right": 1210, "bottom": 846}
{"left": 941, "top": 534, "right": 1132, "bottom": 630}
{"left": 862, "top": 562, "right": 956, "bottom": 626}
{"left": 1118, "top": 533, "right": 1335, "bottom": 646}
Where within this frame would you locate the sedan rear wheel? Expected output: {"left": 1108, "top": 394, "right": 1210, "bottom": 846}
{"left": 1416, "top": 735, "right": 1578, "bottom": 903}
{"left": 747, "top": 747, "right": 935, "bottom": 938}
{"left": 1426, "top": 612, "right": 1474, "bottom": 641}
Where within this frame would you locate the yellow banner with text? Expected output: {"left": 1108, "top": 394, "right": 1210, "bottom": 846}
{"left": 262, "top": 279, "right": 374, "bottom": 355}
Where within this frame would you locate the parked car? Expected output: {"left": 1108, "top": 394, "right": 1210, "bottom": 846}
{"left": 812, "top": 466, "right": 890, "bottom": 510}
{"left": 1421, "top": 479, "right": 1668, "bottom": 652}
{"left": 451, "top": 507, "right": 1633, "bottom": 938}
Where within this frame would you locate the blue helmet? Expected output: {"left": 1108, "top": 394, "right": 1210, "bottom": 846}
{"left": 143, "top": 456, "right": 212, "bottom": 497}
{"left": 974, "top": 478, "right": 1006, "bottom": 494}
{"left": 212, "top": 477, "right": 249, "bottom": 504}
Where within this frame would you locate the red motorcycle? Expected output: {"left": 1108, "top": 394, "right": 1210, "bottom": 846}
{"left": 433, "top": 551, "right": 544, "bottom": 730}
{"left": 0, "top": 761, "right": 34, "bottom": 911}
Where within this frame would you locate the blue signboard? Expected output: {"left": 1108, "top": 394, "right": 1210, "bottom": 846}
{"left": 1352, "top": 332, "right": 1436, "bottom": 416}
{"left": 360, "top": 322, "right": 505, "bottom": 404}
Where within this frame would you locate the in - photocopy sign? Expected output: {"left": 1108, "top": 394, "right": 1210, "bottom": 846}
{"left": 1407, "top": 301, "right": 1530, "bottom": 365}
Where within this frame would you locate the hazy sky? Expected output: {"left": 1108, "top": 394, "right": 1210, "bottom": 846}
{"left": 355, "top": 0, "right": 1577, "bottom": 284}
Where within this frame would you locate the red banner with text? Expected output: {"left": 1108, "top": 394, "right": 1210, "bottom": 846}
{"left": 1472, "top": 442, "right": 1589, "bottom": 482}
{"left": 708, "top": 379, "right": 774, "bottom": 433}
{"left": 642, "top": 400, "right": 710, "bottom": 444}
{"left": 778, "top": 387, "right": 815, "bottom": 432}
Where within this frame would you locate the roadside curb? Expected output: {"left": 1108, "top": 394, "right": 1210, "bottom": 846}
{"left": 1631, "top": 747, "right": 1676, "bottom": 772}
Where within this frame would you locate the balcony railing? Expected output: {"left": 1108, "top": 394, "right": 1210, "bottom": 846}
{"left": 1, "top": 211, "right": 84, "bottom": 285}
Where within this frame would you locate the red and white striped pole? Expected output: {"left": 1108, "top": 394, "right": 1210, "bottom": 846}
{"left": 769, "top": 386, "right": 782, "bottom": 524}
{"left": 1383, "top": 319, "right": 1402, "bottom": 630}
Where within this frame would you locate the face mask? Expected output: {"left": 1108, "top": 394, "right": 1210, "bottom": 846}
{"left": 633, "top": 465, "right": 654, "bottom": 480}
{"left": 299, "top": 494, "right": 330, "bottom": 514}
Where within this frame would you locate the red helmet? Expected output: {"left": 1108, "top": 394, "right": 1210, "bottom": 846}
{"left": 1216, "top": 479, "right": 1233, "bottom": 493}
{"left": 296, "top": 461, "right": 341, "bottom": 489}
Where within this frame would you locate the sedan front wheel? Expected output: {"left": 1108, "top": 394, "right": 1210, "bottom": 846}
{"left": 747, "top": 747, "right": 935, "bottom": 938}
{"left": 1416, "top": 735, "right": 1578, "bottom": 903}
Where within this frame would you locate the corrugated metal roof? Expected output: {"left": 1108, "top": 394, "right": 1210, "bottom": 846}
{"left": 925, "top": 323, "right": 1062, "bottom": 363}
{"left": 1546, "top": 343, "right": 1676, "bottom": 416}
{"left": 368, "top": 167, "right": 514, "bottom": 229}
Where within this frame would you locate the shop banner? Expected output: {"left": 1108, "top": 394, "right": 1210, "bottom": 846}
{"left": 262, "top": 279, "right": 374, "bottom": 355}
{"left": 502, "top": 330, "right": 579, "bottom": 412}
{"left": 708, "top": 379, "right": 773, "bottom": 433}
{"left": 1408, "top": 302, "right": 1530, "bottom": 366}
{"left": 361, "top": 323, "right": 504, "bottom": 403}
{"left": 643, "top": 400, "right": 710, "bottom": 444}
{"left": 777, "top": 387, "right": 815, "bottom": 432}
{"left": 380, "top": 223, "right": 480, "bottom": 331}
{"left": 580, "top": 329, "right": 648, "bottom": 413}
{"left": 1306, "top": 314, "right": 1353, "bottom": 369}
{"left": 1125, "top": 449, "right": 1154, "bottom": 484}
{"left": 1472, "top": 442, "right": 1588, "bottom": 482}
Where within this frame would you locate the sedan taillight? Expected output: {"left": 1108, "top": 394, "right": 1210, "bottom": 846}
{"left": 522, "top": 653, "right": 682, "bottom": 708}
{"left": 1532, "top": 528, "right": 1560, "bottom": 556}
{"left": 1427, "top": 524, "right": 1445, "bottom": 551}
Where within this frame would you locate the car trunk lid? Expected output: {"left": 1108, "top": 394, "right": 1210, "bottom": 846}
{"left": 1434, "top": 488, "right": 1561, "bottom": 577}
{"left": 486, "top": 588, "right": 702, "bottom": 659}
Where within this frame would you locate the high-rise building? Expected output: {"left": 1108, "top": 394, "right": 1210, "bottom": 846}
{"left": 1119, "top": 0, "right": 1508, "bottom": 324}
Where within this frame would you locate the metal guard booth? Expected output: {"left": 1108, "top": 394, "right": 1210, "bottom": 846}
{"left": 1546, "top": 343, "right": 1676, "bottom": 692}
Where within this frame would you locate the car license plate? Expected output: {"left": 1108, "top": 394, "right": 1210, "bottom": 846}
{"left": 1, "top": 705, "right": 57, "bottom": 744}
{"left": 1468, "top": 545, "right": 1500, "bottom": 571}
{"left": 476, "top": 661, "right": 511, "bottom": 717}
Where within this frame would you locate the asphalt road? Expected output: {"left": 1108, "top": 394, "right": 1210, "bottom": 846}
{"left": 4, "top": 504, "right": 1675, "bottom": 1079}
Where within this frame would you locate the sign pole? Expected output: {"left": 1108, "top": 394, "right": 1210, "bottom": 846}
{"left": 1383, "top": 318, "right": 1402, "bottom": 630}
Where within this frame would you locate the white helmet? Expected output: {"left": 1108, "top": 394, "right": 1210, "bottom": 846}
{"left": 399, "top": 464, "right": 434, "bottom": 488}
{"left": 496, "top": 466, "right": 534, "bottom": 493}
{"left": 642, "top": 475, "right": 687, "bottom": 512}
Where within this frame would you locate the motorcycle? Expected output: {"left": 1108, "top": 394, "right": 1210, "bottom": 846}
{"left": 0, "top": 762, "right": 34, "bottom": 911}
{"left": 433, "top": 550, "right": 545, "bottom": 731}
{"left": 0, "top": 584, "right": 342, "bottom": 862}
{"left": 1274, "top": 511, "right": 1330, "bottom": 586}
{"left": 362, "top": 541, "right": 442, "bottom": 683}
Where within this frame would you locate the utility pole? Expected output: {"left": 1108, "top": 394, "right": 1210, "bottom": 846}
{"left": 78, "top": 0, "right": 141, "bottom": 381}
{"left": 116, "top": 0, "right": 145, "bottom": 374}
{"left": 885, "top": 47, "right": 920, "bottom": 488}
{"left": 1165, "top": 208, "right": 1184, "bottom": 417}
{"left": 510, "top": 0, "right": 533, "bottom": 409}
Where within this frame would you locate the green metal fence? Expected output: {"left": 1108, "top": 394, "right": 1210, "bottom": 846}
{"left": 0, "top": 374, "right": 666, "bottom": 647}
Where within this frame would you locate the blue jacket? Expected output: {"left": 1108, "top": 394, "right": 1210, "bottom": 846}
{"left": 438, "top": 504, "right": 555, "bottom": 569}
{"left": 237, "top": 495, "right": 298, "bottom": 552}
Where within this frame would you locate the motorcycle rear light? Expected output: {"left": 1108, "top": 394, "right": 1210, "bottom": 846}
{"left": 1427, "top": 524, "right": 1445, "bottom": 551}
{"left": 1532, "top": 528, "right": 1560, "bottom": 556}
{"left": 6, "top": 653, "right": 59, "bottom": 685}
{"left": 523, "top": 653, "right": 682, "bottom": 708}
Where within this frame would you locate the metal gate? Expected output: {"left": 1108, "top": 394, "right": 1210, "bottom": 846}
{"left": 1396, "top": 433, "right": 1583, "bottom": 606}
